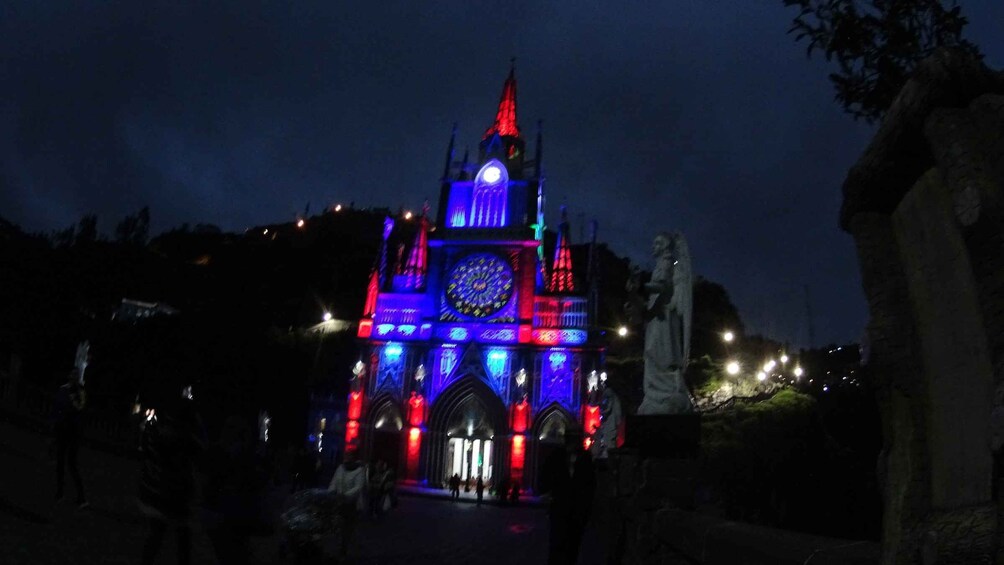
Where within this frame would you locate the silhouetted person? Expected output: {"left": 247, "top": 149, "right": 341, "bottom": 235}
{"left": 369, "top": 460, "right": 389, "bottom": 518}
{"left": 509, "top": 480, "right": 521, "bottom": 506}
{"left": 541, "top": 447, "right": 572, "bottom": 565}
{"left": 202, "top": 415, "right": 269, "bottom": 565}
{"left": 476, "top": 476, "right": 485, "bottom": 505}
{"left": 449, "top": 473, "right": 461, "bottom": 499}
{"left": 328, "top": 450, "right": 367, "bottom": 559}
{"left": 139, "top": 384, "right": 206, "bottom": 565}
{"left": 496, "top": 476, "right": 509, "bottom": 506}
{"left": 53, "top": 369, "right": 87, "bottom": 507}
{"left": 568, "top": 451, "right": 597, "bottom": 565}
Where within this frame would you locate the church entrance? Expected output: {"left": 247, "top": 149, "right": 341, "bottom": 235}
{"left": 447, "top": 437, "right": 494, "bottom": 485}
{"left": 443, "top": 394, "right": 497, "bottom": 489}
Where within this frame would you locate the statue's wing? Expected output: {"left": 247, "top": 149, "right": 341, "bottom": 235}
{"left": 674, "top": 234, "right": 694, "bottom": 367}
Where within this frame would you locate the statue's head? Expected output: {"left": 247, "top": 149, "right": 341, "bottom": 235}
{"left": 652, "top": 232, "right": 672, "bottom": 258}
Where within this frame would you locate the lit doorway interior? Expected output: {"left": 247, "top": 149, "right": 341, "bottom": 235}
{"left": 447, "top": 437, "right": 493, "bottom": 485}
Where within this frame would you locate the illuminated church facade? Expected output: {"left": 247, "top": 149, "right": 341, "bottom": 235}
{"left": 345, "top": 67, "right": 604, "bottom": 491}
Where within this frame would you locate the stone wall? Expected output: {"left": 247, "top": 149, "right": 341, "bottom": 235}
{"left": 841, "top": 50, "right": 1004, "bottom": 564}
{"left": 602, "top": 450, "right": 880, "bottom": 564}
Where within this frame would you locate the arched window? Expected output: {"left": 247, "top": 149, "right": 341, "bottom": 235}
{"left": 470, "top": 160, "right": 509, "bottom": 227}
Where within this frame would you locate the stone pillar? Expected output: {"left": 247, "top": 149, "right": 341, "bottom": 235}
{"left": 849, "top": 212, "right": 930, "bottom": 565}
{"left": 892, "top": 170, "right": 996, "bottom": 563}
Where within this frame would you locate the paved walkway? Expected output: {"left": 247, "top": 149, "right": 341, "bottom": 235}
{"left": 0, "top": 420, "right": 554, "bottom": 564}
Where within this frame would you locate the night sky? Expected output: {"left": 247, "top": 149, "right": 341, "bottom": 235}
{"left": 3, "top": 2, "right": 1003, "bottom": 346}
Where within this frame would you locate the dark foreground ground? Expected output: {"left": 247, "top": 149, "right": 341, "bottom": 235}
{"left": 0, "top": 421, "right": 587, "bottom": 564}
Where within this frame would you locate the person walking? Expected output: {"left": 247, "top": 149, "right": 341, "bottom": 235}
{"left": 449, "top": 473, "right": 461, "bottom": 500}
{"left": 475, "top": 476, "right": 485, "bottom": 506}
{"left": 138, "top": 382, "right": 207, "bottom": 565}
{"left": 328, "top": 451, "right": 367, "bottom": 559}
{"left": 53, "top": 368, "right": 87, "bottom": 507}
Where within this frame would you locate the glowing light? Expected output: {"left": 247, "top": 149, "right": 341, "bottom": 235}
{"left": 263, "top": 229, "right": 268, "bottom": 235}
{"left": 404, "top": 211, "right": 413, "bottom": 220}
{"left": 780, "top": 354, "right": 789, "bottom": 364}
{"left": 548, "top": 351, "right": 568, "bottom": 368}
{"left": 600, "top": 371, "right": 607, "bottom": 383}
{"left": 408, "top": 393, "right": 425, "bottom": 427}
{"left": 617, "top": 326, "right": 629, "bottom": 337}
{"left": 510, "top": 434, "right": 526, "bottom": 481}
{"left": 794, "top": 366, "right": 804, "bottom": 377}
{"left": 376, "top": 323, "right": 395, "bottom": 336}
{"left": 334, "top": 204, "right": 342, "bottom": 212}
{"left": 764, "top": 360, "right": 777, "bottom": 372}
{"left": 483, "top": 165, "right": 502, "bottom": 183}
{"left": 448, "top": 327, "right": 470, "bottom": 341}
{"left": 397, "top": 324, "right": 416, "bottom": 336}
{"left": 584, "top": 437, "right": 594, "bottom": 451}
{"left": 756, "top": 372, "right": 766, "bottom": 382}
{"left": 345, "top": 420, "right": 360, "bottom": 444}
{"left": 584, "top": 405, "right": 601, "bottom": 434}
{"left": 726, "top": 361, "right": 740, "bottom": 375}
{"left": 322, "top": 312, "right": 332, "bottom": 322}
{"left": 357, "top": 319, "right": 373, "bottom": 338}
{"left": 385, "top": 344, "right": 403, "bottom": 358}
{"left": 296, "top": 219, "right": 305, "bottom": 228}
{"left": 587, "top": 371, "right": 599, "bottom": 392}
{"left": 414, "top": 364, "right": 426, "bottom": 383}
{"left": 348, "top": 392, "right": 363, "bottom": 420}
{"left": 515, "top": 368, "right": 527, "bottom": 388}
{"left": 511, "top": 399, "right": 529, "bottom": 433}
{"left": 723, "top": 331, "right": 735, "bottom": 343}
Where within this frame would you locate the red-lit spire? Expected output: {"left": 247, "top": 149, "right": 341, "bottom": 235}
{"left": 402, "top": 203, "right": 430, "bottom": 290}
{"left": 363, "top": 268, "right": 379, "bottom": 317}
{"left": 483, "top": 62, "right": 520, "bottom": 139}
{"left": 548, "top": 206, "right": 575, "bottom": 293}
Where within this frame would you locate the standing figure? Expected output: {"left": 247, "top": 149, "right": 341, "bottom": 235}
{"left": 509, "top": 480, "right": 521, "bottom": 506}
{"left": 328, "top": 451, "right": 368, "bottom": 559}
{"left": 475, "top": 476, "right": 485, "bottom": 506}
{"left": 629, "top": 232, "right": 694, "bottom": 415}
{"left": 369, "top": 460, "right": 388, "bottom": 519}
{"left": 138, "top": 383, "right": 207, "bottom": 565}
{"left": 53, "top": 368, "right": 88, "bottom": 507}
{"left": 449, "top": 473, "right": 462, "bottom": 500}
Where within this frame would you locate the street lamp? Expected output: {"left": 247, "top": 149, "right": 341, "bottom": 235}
{"left": 404, "top": 210, "right": 413, "bottom": 220}
{"left": 794, "top": 366, "right": 804, "bottom": 378}
{"left": 617, "top": 326, "right": 629, "bottom": 337}
{"left": 726, "top": 361, "right": 740, "bottom": 375}
{"left": 296, "top": 219, "right": 305, "bottom": 228}
{"left": 763, "top": 360, "right": 777, "bottom": 372}
{"left": 722, "top": 331, "right": 735, "bottom": 343}
{"left": 322, "top": 312, "right": 332, "bottom": 322}
{"left": 334, "top": 204, "right": 342, "bottom": 212}
{"left": 756, "top": 371, "right": 767, "bottom": 382}
{"left": 780, "top": 354, "right": 789, "bottom": 364}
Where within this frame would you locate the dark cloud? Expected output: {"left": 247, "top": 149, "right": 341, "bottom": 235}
{"left": 3, "top": 1, "right": 1003, "bottom": 346}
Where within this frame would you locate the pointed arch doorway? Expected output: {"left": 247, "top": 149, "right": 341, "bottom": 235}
{"left": 425, "top": 376, "right": 508, "bottom": 489}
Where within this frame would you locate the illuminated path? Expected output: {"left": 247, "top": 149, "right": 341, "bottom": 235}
{"left": 0, "top": 421, "right": 550, "bottom": 564}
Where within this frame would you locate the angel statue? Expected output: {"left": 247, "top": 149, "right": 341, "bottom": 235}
{"left": 625, "top": 232, "right": 694, "bottom": 415}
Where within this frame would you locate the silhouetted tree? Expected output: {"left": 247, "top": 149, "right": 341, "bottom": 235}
{"left": 75, "top": 214, "right": 98, "bottom": 246}
{"left": 783, "top": 0, "right": 981, "bottom": 122}
{"left": 115, "top": 206, "right": 150, "bottom": 246}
